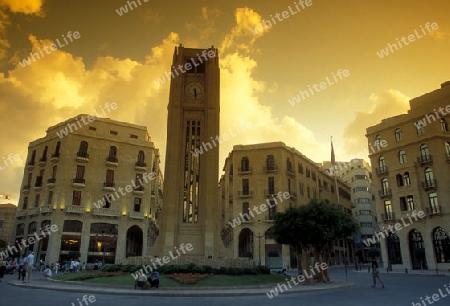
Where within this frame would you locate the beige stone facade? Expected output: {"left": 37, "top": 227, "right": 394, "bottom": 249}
{"left": 218, "top": 142, "right": 354, "bottom": 269}
{"left": 0, "top": 203, "right": 17, "bottom": 248}
{"left": 13, "top": 115, "right": 163, "bottom": 265}
{"left": 324, "top": 159, "right": 378, "bottom": 262}
{"left": 156, "top": 45, "right": 222, "bottom": 258}
{"left": 366, "top": 81, "right": 450, "bottom": 271}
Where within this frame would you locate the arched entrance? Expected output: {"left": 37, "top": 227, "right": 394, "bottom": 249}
{"left": 238, "top": 228, "right": 252, "bottom": 258}
{"left": 409, "top": 229, "right": 428, "bottom": 269}
{"left": 126, "top": 225, "right": 143, "bottom": 257}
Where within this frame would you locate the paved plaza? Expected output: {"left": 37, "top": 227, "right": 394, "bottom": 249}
{"left": 2, "top": 268, "right": 450, "bottom": 306}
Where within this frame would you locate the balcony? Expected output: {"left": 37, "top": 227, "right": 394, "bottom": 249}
{"left": 129, "top": 211, "right": 145, "bottom": 220}
{"left": 380, "top": 212, "right": 396, "bottom": 222}
{"left": 417, "top": 155, "right": 433, "bottom": 166}
{"left": 38, "top": 157, "right": 47, "bottom": 166}
{"left": 103, "top": 182, "right": 115, "bottom": 191}
{"left": 51, "top": 153, "right": 60, "bottom": 162}
{"left": 375, "top": 166, "right": 388, "bottom": 176}
{"left": 264, "top": 189, "right": 278, "bottom": 197}
{"left": 72, "top": 178, "right": 86, "bottom": 188}
{"left": 27, "top": 161, "right": 35, "bottom": 169}
{"left": 238, "top": 167, "right": 253, "bottom": 175}
{"left": 40, "top": 206, "right": 52, "bottom": 214}
{"left": 106, "top": 157, "right": 118, "bottom": 167}
{"left": 133, "top": 186, "right": 144, "bottom": 195}
{"left": 16, "top": 210, "right": 27, "bottom": 218}
{"left": 288, "top": 191, "right": 297, "bottom": 199}
{"left": 93, "top": 208, "right": 121, "bottom": 218}
{"left": 286, "top": 169, "right": 296, "bottom": 177}
{"left": 238, "top": 190, "right": 253, "bottom": 198}
{"left": 229, "top": 195, "right": 233, "bottom": 203}
{"left": 27, "top": 207, "right": 39, "bottom": 216}
{"left": 66, "top": 205, "right": 85, "bottom": 214}
{"left": 378, "top": 188, "right": 392, "bottom": 198}
{"left": 135, "top": 161, "right": 147, "bottom": 171}
{"left": 421, "top": 179, "right": 437, "bottom": 191}
{"left": 265, "top": 215, "right": 276, "bottom": 221}
{"left": 34, "top": 177, "right": 43, "bottom": 190}
{"left": 23, "top": 185, "right": 31, "bottom": 194}
{"left": 76, "top": 151, "right": 89, "bottom": 162}
{"left": 47, "top": 178, "right": 56, "bottom": 187}
{"left": 426, "top": 206, "right": 442, "bottom": 216}
{"left": 263, "top": 165, "right": 278, "bottom": 173}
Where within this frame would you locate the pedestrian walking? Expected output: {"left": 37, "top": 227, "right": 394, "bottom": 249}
{"left": 371, "top": 257, "right": 385, "bottom": 289}
{"left": 24, "top": 250, "right": 35, "bottom": 283}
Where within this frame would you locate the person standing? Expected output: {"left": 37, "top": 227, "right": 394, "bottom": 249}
{"left": 371, "top": 257, "right": 385, "bottom": 289}
{"left": 25, "top": 250, "right": 35, "bottom": 283}
{"left": 17, "top": 256, "right": 24, "bottom": 280}
{"left": 0, "top": 258, "right": 6, "bottom": 282}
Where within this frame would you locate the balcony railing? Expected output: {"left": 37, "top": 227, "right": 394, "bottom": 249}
{"left": 103, "top": 182, "right": 115, "bottom": 188}
{"left": 289, "top": 191, "right": 297, "bottom": 199}
{"left": 286, "top": 169, "right": 296, "bottom": 177}
{"left": 264, "top": 189, "right": 278, "bottom": 197}
{"left": 238, "top": 167, "right": 253, "bottom": 174}
{"left": 66, "top": 205, "right": 85, "bottom": 214}
{"left": 133, "top": 186, "right": 144, "bottom": 195}
{"left": 417, "top": 155, "right": 433, "bottom": 166}
{"left": 40, "top": 206, "right": 52, "bottom": 213}
{"left": 23, "top": 185, "right": 31, "bottom": 192}
{"left": 421, "top": 179, "right": 437, "bottom": 190}
{"left": 73, "top": 178, "right": 86, "bottom": 184}
{"left": 135, "top": 161, "right": 147, "bottom": 168}
{"left": 106, "top": 157, "right": 118, "bottom": 166}
{"left": 380, "top": 212, "right": 396, "bottom": 221}
{"left": 27, "top": 161, "right": 35, "bottom": 168}
{"left": 378, "top": 188, "right": 392, "bottom": 198}
{"left": 93, "top": 208, "right": 121, "bottom": 217}
{"left": 38, "top": 157, "right": 47, "bottom": 165}
{"left": 16, "top": 210, "right": 27, "bottom": 217}
{"left": 238, "top": 190, "right": 253, "bottom": 198}
{"left": 263, "top": 165, "right": 278, "bottom": 173}
{"left": 27, "top": 207, "right": 39, "bottom": 216}
{"left": 129, "top": 211, "right": 145, "bottom": 220}
{"left": 376, "top": 166, "right": 388, "bottom": 175}
{"left": 426, "top": 206, "right": 442, "bottom": 216}
{"left": 34, "top": 177, "right": 43, "bottom": 188}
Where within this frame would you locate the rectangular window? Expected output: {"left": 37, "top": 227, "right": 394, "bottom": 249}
{"left": 299, "top": 182, "right": 304, "bottom": 196}
{"left": 130, "top": 134, "right": 138, "bottom": 139}
{"left": 135, "top": 173, "right": 143, "bottom": 188}
{"left": 47, "top": 191, "right": 53, "bottom": 206}
{"left": 110, "top": 130, "right": 118, "bottom": 135}
{"left": 406, "top": 195, "right": 415, "bottom": 211}
{"left": 104, "top": 194, "right": 112, "bottom": 208}
{"left": 76, "top": 165, "right": 85, "bottom": 179}
{"left": 384, "top": 200, "right": 393, "bottom": 220}
{"left": 72, "top": 191, "right": 82, "bottom": 206}
{"left": 306, "top": 168, "right": 310, "bottom": 178}
{"left": 269, "top": 201, "right": 276, "bottom": 220}
{"left": 23, "top": 197, "right": 28, "bottom": 210}
{"left": 134, "top": 197, "right": 141, "bottom": 212}
{"left": 106, "top": 169, "right": 114, "bottom": 186}
{"left": 242, "top": 179, "right": 249, "bottom": 195}
{"left": 354, "top": 175, "right": 367, "bottom": 180}
{"left": 428, "top": 192, "right": 439, "bottom": 213}
{"left": 307, "top": 186, "right": 310, "bottom": 199}
{"left": 242, "top": 202, "right": 250, "bottom": 221}
{"left": 399, "top": 196, "right": 407, "bottom": 211}
{"left": 35, "top": 194, "right": 40, "bottom": 207}
{"left": 0, "top": 220, "right": 4, "bottom": 228}
{"left": 268, "top": 177, "right": 274, "bottom": 194}
{"left": 89, "top": 126, "right": 96, "bottom": 131}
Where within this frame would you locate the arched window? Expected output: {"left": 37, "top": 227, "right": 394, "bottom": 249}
{"left": 404, "top": 172, "right": 411, "bottom": 186}
{"left": 399, "top": 150, "right": 407, "bottom": 164}
{"left": 416, "top": 123, "right": 425, "bottom": 135}
{"left": 286, "top": 158, "right": 292, "bottom": 172}
{"left": 445, "top": 142, "right": 450, "bottom": 157}
{"left": 378, "top": 156, "right": 386, "bottom": 174}
{"left": 78, "top": 141, "right": 89, "bottom": 158}
{"left": 433, "top": 227, "right": 450, "bottom": 263}
{"left": 424, "top": 167, "right": 434, "bottom": 182}
{"left": 28, "top": 222, "right": 37, "bottom": 234}
{"left": 136, "top": 151, "right": 145, "bottom": 167}
{"left": 266, "top": 155, "right": 275, "bottom": 171}
{"left": 375, "top": 134, "right": 381, "bottom": 146}
{"left": 409, "top": 229, "right": 428, "bottom": 269}
{"left": 395, "top": 128, "right": 402, "bottom": 142}
{"left": 108, "top": 146, "right": 117, "bottom": 162}
{"left": 396, "top": 174, "right": 404, "bottom": 187}
{"left": 440, "top": 118, "right": 449, "bottom": 132}
{"left": 238, "top": 228, "right": 253, "bottom": 258}
{"left": 381, "top": 178, "right": 389, "bottom": 194}
{"left": 241, "top": 157, "right": 249, "bottom": 172}
{"left": 420, "top": 144, "right": 430, "bottom": 158}
{"left": 387, "top": 233, "right": 402, "bottom": 264}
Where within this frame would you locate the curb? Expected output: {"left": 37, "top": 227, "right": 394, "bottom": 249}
{"left": 7, "top": 279, "right": 355, "bottom": 297}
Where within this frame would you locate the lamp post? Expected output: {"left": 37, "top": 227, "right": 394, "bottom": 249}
{"left": 254, "top": 231, "right": 264, "bottom": 267}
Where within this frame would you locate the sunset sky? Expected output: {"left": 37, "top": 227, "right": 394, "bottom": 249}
{"left": 0, "top": 0, "right": 449, "bottom": 202}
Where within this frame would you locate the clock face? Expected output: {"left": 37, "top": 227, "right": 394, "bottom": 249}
{"left": 185, "top": 81, "right": 205, "bottom": 99}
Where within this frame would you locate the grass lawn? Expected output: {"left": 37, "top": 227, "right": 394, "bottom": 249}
{"left": 51, "top": 272, "right": 288, "bottom": 287}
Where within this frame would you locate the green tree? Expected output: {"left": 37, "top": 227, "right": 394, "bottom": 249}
{"left": 272, "top": 199, "right": 359, "bottom": 283}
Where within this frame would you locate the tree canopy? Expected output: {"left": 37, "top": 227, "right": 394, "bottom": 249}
{"left": 272, "top": 199, "right": 359, "bottom": 282}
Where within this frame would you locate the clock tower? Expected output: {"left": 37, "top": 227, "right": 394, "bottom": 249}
{"left": 159, "top": 45, "right": 220, "bottom": 257}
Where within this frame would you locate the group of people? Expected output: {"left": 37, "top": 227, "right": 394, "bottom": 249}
{"left": 135, "top": 270, "right": 160, "bottom": 289}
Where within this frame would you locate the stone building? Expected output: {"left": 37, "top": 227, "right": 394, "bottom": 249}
{"left": 324, "top": 159, "right": 378, "bottom": 263}
{"left": 218, "top": 142, "right": 354, "bottom": 269}
{"left": 0, "top": 202, "right": 17, "bottom": 248}
{"left": 366, "top": 81, "right": 450, "bottom": 272}
{"left": 13, "top": 115, "right": 163, "bottom": 265}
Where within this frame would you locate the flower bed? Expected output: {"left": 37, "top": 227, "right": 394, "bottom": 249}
{"left": 167, "top": 273, "right": 212, "bottom": 284}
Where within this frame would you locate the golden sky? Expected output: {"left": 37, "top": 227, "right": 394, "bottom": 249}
{"left": 0, "top": 0, "right": 449, "bottom": 202}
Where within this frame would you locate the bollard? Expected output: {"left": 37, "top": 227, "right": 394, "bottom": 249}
{"left": 405, "top": 267, "right": 408, "bottom": 274}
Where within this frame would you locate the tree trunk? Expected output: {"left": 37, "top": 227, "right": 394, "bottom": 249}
{"left": 322, "top": 245, "right": 331, "bottom": 281}
{"left": 300, "top": 245, "right": 312, "bottom": 284}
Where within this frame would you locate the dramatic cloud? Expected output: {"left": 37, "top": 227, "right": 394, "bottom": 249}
{"left": 342, "top": 89, "right": 410, "bottom": 160}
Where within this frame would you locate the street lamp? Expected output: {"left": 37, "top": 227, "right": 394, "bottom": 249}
{"left": 254, "top": 231, "right": 264, "bottom": 267}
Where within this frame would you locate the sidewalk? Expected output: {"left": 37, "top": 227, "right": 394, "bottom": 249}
{"left": 7, "top": 276, "right": 354, "bottom": 297}
{"left": 353, "top": 268, "right": 450, "bottom": 276}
